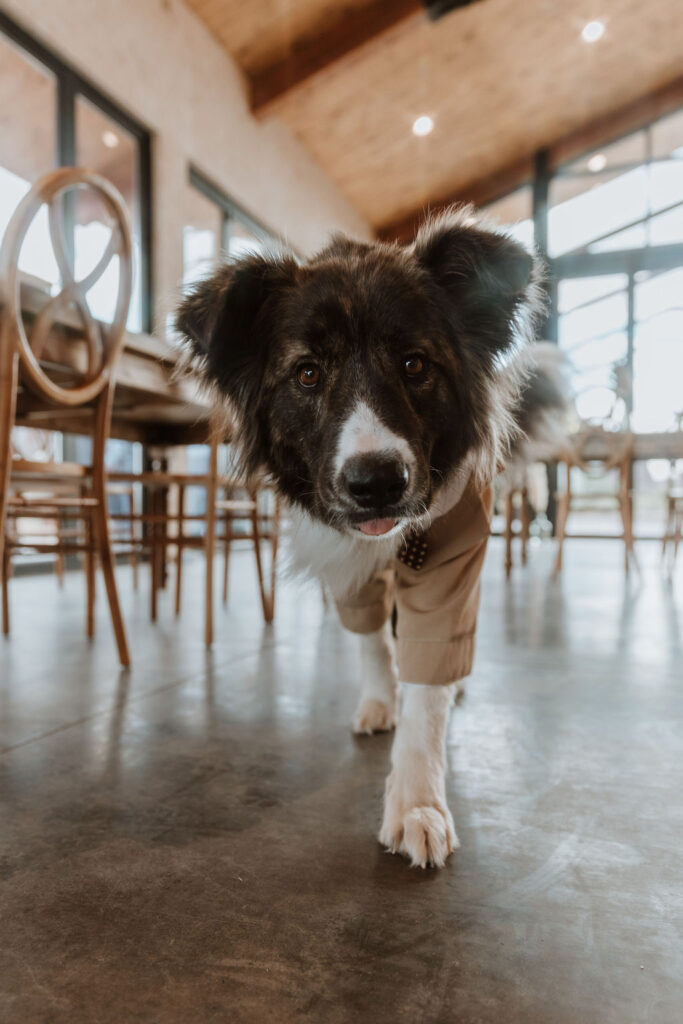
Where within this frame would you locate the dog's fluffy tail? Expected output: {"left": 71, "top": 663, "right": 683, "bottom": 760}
{"left": 502, "top": 342, "right": 573, "bottom": 487}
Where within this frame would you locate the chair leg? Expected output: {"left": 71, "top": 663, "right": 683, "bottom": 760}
{"left": 504, "top": 492, "right": 513, "bottom": 580}
{"left": 2, "top": 545, "right": 10, "bottom": 636}
{"left": 0, "top": 347, "right": 18, "bottom": 610}
{"left": 204, "top": 429, "right": 219, "bottom": 646}
{"left": 268, "top": 496, "right": 281, "bottom": 619}
{"left": 91, "top": 393, "right": 130, "bottom": 667}
{"left": 554, "top": 493, "right": 569, "bottom": 576}
{"left": 128, "top": 488, "right": 138, "bottom": 591}
{"left": 92, "top": 485, "right": 130, "bottom": 666}
{"left": 250, "top": 503, "right": 271, "bottom": 623}
{"left": 222, "top": 511, "right": 231, "bottom": 604}
{"left": 150, "top": 487, "right": 160, "bottom": 622}
{"left": 175, "top": 485, "right": 184, "bottom": 616}
{"left": 521, "top": 487, "right": 531, "bottom": 566}
{"left": 662, "top": 496, "right": 673, "bottom": 558}
{"left": 85, "top": 509, "right": 96, "bottom": 639}
{"left": 619, "top": 464, "right": 636, "bottom": 575}
{"left": 55, "top": 523, "right": 65, "bottom": 589}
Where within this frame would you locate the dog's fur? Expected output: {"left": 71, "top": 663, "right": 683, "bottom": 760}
{"left": 500, "top": 341, "right": 573, "bottom": 494}
{"left": 175, "top": 207, "right": 547, "bottom": 867}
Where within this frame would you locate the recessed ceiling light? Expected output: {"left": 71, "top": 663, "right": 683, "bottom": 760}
{"left": 412, "top": 115, "right": 434, "bottom": 137}
{"left": 587, "top": 153, "right": 607, "bottom": 172}
{"left": 582, "top": 20, "right": 605, "bottom": 42}
{"left": 102, "top": 130, "right": 119, "bottom": 149}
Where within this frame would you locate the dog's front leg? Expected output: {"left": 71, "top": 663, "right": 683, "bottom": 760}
{"left": 353, "top": 622, "right": 398, "bottom": 734}
{"left": 379, "top": 683, "right": 458, "bottom": 868}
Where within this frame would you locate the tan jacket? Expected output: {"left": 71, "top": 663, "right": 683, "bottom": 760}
{"left": 335, "top": 478, "right": 492, "bottom": 686}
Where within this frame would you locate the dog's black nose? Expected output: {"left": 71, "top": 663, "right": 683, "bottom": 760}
{"left": 341, "top": 455, "right": 409, "bottom": 508}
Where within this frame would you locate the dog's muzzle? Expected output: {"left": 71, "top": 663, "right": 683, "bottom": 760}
{"left": 338, "top": 453, "right": 410, "bottom": 536}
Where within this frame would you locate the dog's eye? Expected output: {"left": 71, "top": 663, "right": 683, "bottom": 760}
{"left": 404, "top": 355, "right": 424, "bottom": 377}
{"left": 297, "top": 364, "right": 321, "bottom": 389}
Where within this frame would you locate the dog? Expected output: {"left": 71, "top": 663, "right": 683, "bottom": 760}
{"left": 175, "top": 206, "right": 554, "bottom": 868}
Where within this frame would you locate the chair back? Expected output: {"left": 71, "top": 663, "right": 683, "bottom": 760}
{"left": 0, "top": 167, "right": 132, "bottom": 408}
{"left": 568, "top": 424, "right": 633, "bottom": 478}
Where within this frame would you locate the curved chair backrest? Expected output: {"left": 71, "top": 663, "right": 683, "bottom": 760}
{"left": 569, "top": 423, "right": 633, "bottom": 476}
{"left": 0, "top": 167, "right": 132, "bottom": 408}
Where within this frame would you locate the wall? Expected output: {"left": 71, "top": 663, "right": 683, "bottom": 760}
{"left": 0, "top": 0, "right": 372, "bottom": 332}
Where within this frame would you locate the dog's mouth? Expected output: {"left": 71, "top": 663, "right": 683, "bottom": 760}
{"left": 341, "top": 508, "right": 413, "bottom": 539}
{"left": 354, "top": 517, "right": 397, "bottom": 536}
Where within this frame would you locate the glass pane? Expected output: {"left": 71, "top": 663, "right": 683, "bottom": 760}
{"left": 651, "top": 108, "right": 683, "bottom": 159}
{"left": 589, "top": 222, "right": 647, "bottom": 253}
{"left": 482, "top": 187, "right": 534, "bottom": 248}
{"left": 0, "top": 33, "right": 58, "bottom": 286}
{"left": 632, "top": 268, "right": 683, "bottom": 432}
{"left": 549, "top": 167, "right": 648, "bottom": 256}
{"left": 75, "top": 95, "right": 142, "bottom": 332}
{"left": 648, "top": 160, "right": 683, "bottom": 214}
{"left": 557, "top": 275, "right": 630, "bottom": 425}
{"left": 183, "top": 187, "right": 222, "bottom": 286}
{"left": 558, "top": 290, "right": 628, "bottom": 352}
{"left": 558, "top": 274, "right": 627, "bottom": 314}
{"left": 560, "top": 131, "right": 647, "bottom": 175}
{"left": 228, "top": 218, "right": 267, "bottom": 258}
{"left": 647, "top": 204, "right": 683, "bottom": 246}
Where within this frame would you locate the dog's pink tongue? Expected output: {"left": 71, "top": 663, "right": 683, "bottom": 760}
{"left": 356, "top": 518, "right": 396, "bottom": 536}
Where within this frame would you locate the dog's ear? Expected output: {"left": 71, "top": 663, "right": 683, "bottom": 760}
{"left": 175, "top": 253, "right": 299, "bottom": 407}
{"left": 413, "top": 209, "right": 541, "bottom": 360}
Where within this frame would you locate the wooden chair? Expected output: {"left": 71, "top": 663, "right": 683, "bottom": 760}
{"left": 108, "top": 432, "right": 281, "bottom": 641}
{"left": 503, "top": 480, "right": 534, "bottom": 580}
{"left": 554, "top": 426, "right": 635, "bottom": 576}
{"left": 662, "top": 411, "right": 683, "bottom": 574}
{"left": 107, "top": 482, "right": 139, "bottom": 590}
{"left": 0, "top": 168, "right": 133, "bottom": 665}
{"left": 173, "top": 476, "right": 280, "bottom": 627}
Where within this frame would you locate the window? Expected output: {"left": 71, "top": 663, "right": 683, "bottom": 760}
{"left": 483, "top": 106, "right": 683, "bottom": 537}
{"left": 0, "top": 12, "right": 152, "bottom": 332}
{"left": 548, "top": 118, "right": 683, "bottom": 259}
{"left": 180, "top": 171, "right": 282, "bottom": 526}
{"left": 482, "top": 186, "right": 534, "bottom": 249}
{"left": 182, "top": 168, "right": 277, "bottom": 286}
{"left": 0, "top": 32, "right": 59, "bottom": 288}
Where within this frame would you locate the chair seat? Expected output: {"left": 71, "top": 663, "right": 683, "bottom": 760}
{"left": 8, "top": 495, "right": 98, "bottom": 509}
{"left": 11, "top": 457, "right": 91, "bottom": 483}
{"left": 215, "top": 499, "right": 257, "bottom": 512}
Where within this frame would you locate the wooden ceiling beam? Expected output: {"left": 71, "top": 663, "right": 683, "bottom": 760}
{"left": 378, "top": 74, "right": 683, "bottom": 243}
{"left": 376, "top": 157, "right": 534, "bottom": 243}
{"left": 548, "top": 74, "right": 683, "bottom": 168}
{"left": 250, "top": 0, "right": 423, "bottom": 117}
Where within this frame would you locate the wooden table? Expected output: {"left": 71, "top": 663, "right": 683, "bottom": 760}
{"left": 574, "top": 430, "right": 683, "bottom": 462}
{"left": 13, "top": 281, "right": 212, "bottom": 446}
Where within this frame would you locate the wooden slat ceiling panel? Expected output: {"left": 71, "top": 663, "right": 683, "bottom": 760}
{"left": 183, "top": 0, "right": 376, "bottom": 76}
{"left": 183, "top": 0, "right": 683, "bottom": 234}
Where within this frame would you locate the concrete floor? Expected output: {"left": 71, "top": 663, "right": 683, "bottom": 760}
{"left": 0, "top": 538, "right": 682, "bottom": 1023}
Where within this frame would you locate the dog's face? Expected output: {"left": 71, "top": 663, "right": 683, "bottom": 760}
{"left": 176, "top": 210, "right": 540, "bottom": 539}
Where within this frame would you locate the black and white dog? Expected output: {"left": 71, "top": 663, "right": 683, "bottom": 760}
{"left": 176, "top": 208, "right": 563, "bottom": 868}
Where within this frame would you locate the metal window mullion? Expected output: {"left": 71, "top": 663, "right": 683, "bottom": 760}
{"left": 221, "top": 212, "right": 231, "bottom": 256}
{"left": 57, "top": 70, "right": 76, "bottom": 266}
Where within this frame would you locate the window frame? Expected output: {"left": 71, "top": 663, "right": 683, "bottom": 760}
{"left": 188, "top": 165, "right": 287, "bottom": 256}
{"left": 0, "top": 10, "right": 153, "bottom": 333}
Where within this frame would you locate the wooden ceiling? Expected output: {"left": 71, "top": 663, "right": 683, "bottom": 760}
{"left": 184, "top": 0, "right": 683, "bottom": 239}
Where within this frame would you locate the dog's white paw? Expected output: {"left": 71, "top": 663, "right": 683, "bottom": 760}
{"left": 379, "top": 778, "right": 458, "bottom": 868}
{"left": 353, "top": 697, "right": 397, "bottom": 734}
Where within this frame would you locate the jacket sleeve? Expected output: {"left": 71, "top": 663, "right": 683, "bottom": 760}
{"left": 334, "top": 568, "right": 395, "bottom": 635}
{"left": 394, "top": 483, "right": 492, "bottom": 685}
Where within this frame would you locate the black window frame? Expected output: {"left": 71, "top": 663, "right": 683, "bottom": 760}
{"left": 0, "top": 10, "right": 153, "bottom": 333}
{"left": 188, "top": 166, "right": 287, "bottom": 257}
